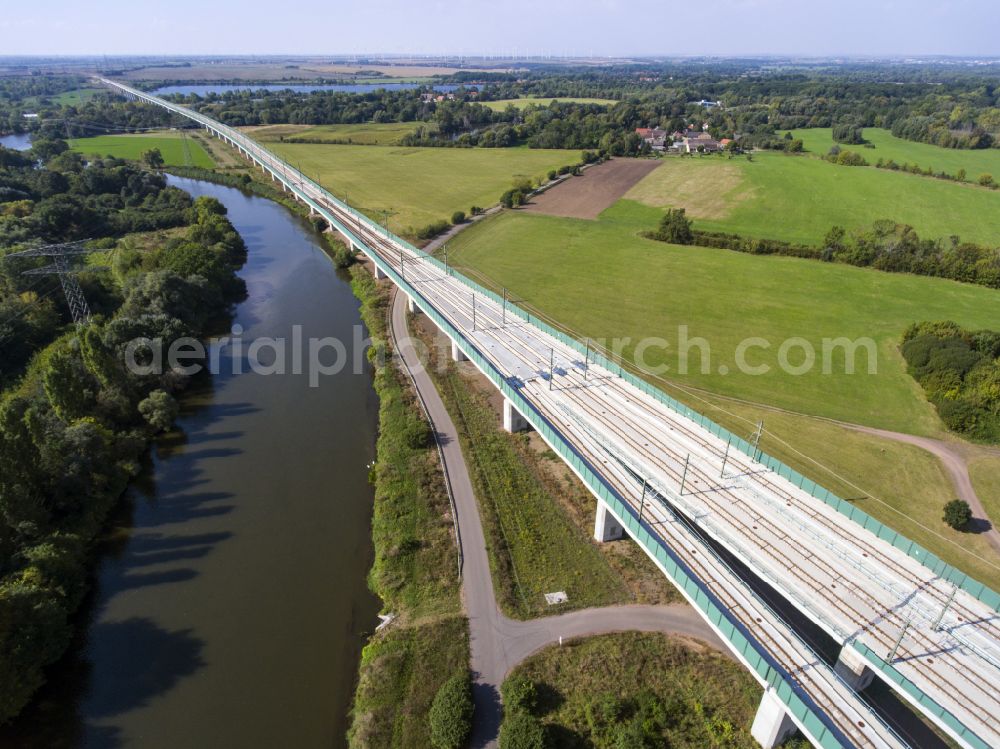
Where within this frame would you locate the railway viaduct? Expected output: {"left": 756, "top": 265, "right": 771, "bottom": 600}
{"left": 99, "top": 78, "right": 1000, "bottom": 749}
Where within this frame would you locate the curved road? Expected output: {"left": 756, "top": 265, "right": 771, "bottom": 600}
{"left": 841, "top": 424, "right": 1000, "bottom": 555}
{"left": 387, "top": 287, "right": 725, "bottom": 748}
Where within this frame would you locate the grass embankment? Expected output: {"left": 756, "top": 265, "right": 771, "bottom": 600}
{"left": 346, "top": 268, "right": 468, "bottom": 749}
{"left": 969, "top": 457, "right": 1000, "bottom": 538}
{"left": 790, "top": 127, "right": 1000, "bottom": 180}
{"left": 501, "top": 632, "right": 809, "bottom": 749}
{"left": 411, "top": 316, "right": 678, "bottom": 618}
{"left": 68, "top": 132, "right": 215, "bottom": 168}
{"left": 480, "top": 97, "right": 618, "bottom": 111}
{"left": 265, "top": 141, "right": 579, "bottom": 233}
{"left": 625, "top": 150, "right": 1000, "bottom": 245}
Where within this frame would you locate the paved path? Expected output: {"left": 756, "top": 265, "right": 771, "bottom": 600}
{"left": 387, "top": 288, "right": 724, "bottom": 748}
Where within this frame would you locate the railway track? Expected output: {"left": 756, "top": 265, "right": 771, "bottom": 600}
{"left": 99, "top": 78, "right": 1000, "bottom": 749}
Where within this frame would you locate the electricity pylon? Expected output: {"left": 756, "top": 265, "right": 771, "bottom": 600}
{"left": 5, "top": 240, "right": 101, "bottom": 325}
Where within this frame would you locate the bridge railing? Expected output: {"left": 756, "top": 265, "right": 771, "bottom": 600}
{"left": 105, "top": 78, "right": 999, "bottom": 748}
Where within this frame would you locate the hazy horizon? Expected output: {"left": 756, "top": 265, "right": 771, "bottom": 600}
{"left": 3, "top": 0, "right": 998, "bottom": 58}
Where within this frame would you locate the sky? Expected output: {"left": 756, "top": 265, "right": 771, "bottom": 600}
{"left": 2, "top": 0, "right": 998, "bottom": 58}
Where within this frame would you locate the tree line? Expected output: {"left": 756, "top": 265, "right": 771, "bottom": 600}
{"left": 7, "top": 64, "right": 999, "bottom": 156}
{"left": 0, "top": 142, "right": 246, "bottom": 723}
{"left": 901, "top": 321, "right": 1000, "bottom": 443}
{"left": 650, "top": 210, "right": 1000, "bottom": 290}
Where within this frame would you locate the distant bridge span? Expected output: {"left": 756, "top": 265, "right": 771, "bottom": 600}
{"left": 99, "top": 78, "right": 1000, "bottom": 749}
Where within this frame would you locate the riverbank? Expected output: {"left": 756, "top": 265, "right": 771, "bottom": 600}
{"left": 345, "top": 266, "right": 469, "bottom": 749}
{"left": 1, "top": 177, "right": 383, "bottom": 747}
{"left": 0, "top": 185, "right": 246, "bottom": 728}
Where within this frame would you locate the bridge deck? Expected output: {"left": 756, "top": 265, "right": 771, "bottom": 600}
{"left": 102, "top": 79, "right": 1000, "bottom": 749}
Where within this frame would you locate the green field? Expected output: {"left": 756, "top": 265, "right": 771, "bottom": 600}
{"left": 480, "top": 96, "right": 617, "bottom": 111}
{"left": 265, "top": 142, "right": 581, "bottom": 232}
{"left": 69, "top": 132, "right": 215, "bottom": 168}
{"left": 790, "top": 127, "right": 1000, "bottom": 180}
{"left": 448, "top": 203, "right": 1000, "bottom": 584}
{"left": 246, "top": 122, "right": 433, "bottom": 145}
{"left": 970, "top": 456, "right": 1000, "bottom": 540}
{"left": 625, "top": 151, "right": 1000, "bottom": 245}
{"left": 51, "top": 88, "right": 105, "bottom": 106}
{"left": 448, "top": 201, "right": 1000, "bottom": 435}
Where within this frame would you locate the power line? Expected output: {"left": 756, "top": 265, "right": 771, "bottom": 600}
{"left": 450, "top": 262, "right": 1000, "bottom": 575}
{"left": 4, "top": 240, "right": 103, "bottom": 326}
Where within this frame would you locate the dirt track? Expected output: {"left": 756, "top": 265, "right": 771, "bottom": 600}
{"left": 522, "top": 158, "right": 661, "bottom": 219}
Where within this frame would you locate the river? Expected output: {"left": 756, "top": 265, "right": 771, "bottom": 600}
{"left": 0, "top": 178, "right": 381, "bottom": 748}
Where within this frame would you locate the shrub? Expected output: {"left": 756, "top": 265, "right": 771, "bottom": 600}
{"left": 138, "top": 390, "right": 179, "bottom": 433}
{"left": 653, "top": 208, "right": 693, "bottom": 245}
{"left": 501, "top": 677, "right": 537, "bottom": 714}
{"left": 547, "top": 170, "right": 557, "bottom": 181}
{"left": 943, "top": 499, "right": 972, "bottom": 530}
{"left": 451, "top": 210, "right": 466, "bottom": 225}
{"left": 500, "top": 189, "right": 525, "bottom": 209}
{"left": 832, "top": 123, "right": 865, "bottom": 145}
{"left": 416, "top": 220, "right": 451, "bottom": 241}
{"left": 469, "top": 205, "right": 483, "bottom": 215}
{"left": 429, "top": 672, "right": 474, "bottom": 749}
{"left": 330, "top": 241, "right": 354, "bottom": 268}
{"left": 402, "top": 415, "right": 433, "bottom": 449}
{"left": 499, "top": 711, "right": 546, "bottom": 749}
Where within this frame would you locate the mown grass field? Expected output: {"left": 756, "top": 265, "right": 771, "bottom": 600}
{"left": 790, "top": 127, "right": 1000, "bottom": 180}
{"left": 501, "top": 632, "right": 796, "bottom": 749}
{"left": 448, "top": 204, "right": 1000, "bottom": 584}
{"left": 480, "top": 96, "right": 618, "bottom": 111}
{"left": 448, "top": 202, "right": 1000, "bottom": 435}
{"left": 245, "top": 122, "right": 433, "bottom": 145}
{"left": 51, "top": 87, "right": 105, "bottom": 105}
{"left": 265, "top": 141, "right": 581, "bottom": 232}
{"left": 68, "top": 132, "right": 215, "bottom": 168}
{"left": 625, "top": 150, "right": 1000, "bottom": 245}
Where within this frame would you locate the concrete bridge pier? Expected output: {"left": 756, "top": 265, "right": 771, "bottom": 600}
{"left": 502, "top": 398, "right": 530, "bottom": 433}
{"left": 406, "top": 295, "right": 418, "bottom": 314}
{"left": 373, "top": 264, "right": 388, "bottom": 281}
{"left": 834, "top": 646, "right": 875, "bottom": 690}
{"left": 751, "top": 689, "right": 797, "bottom": 748}
{"left": 594, "top": 500, "right": 624, "bottom": 542}
{"left": 451, "top": 340, "right": 468, "bottom": 362}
